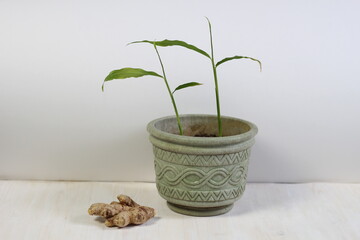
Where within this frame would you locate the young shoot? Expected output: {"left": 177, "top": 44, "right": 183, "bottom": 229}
{"left": 102, "top": 42, "right": 202, "bottom": 135}
{"left": 134, "top": 18, "right": 262, "bottom": 136}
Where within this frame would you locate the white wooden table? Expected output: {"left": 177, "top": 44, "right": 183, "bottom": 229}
{"left": 0, "top": 181, "right": 359, "bottom": 240}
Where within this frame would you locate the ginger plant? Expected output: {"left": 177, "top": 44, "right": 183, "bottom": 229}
{"left": 132, "top": 18, "right": 262, "bottom": 137}
{"left": 102, "top": 42, "right": 202, "bottom": 135}
{"left": 88, "top": 194, "right": 155, "bottom": 228}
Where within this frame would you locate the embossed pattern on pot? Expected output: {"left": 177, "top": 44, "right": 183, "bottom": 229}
{"left": 154, "top": 146, "right": 250, "bottom": 204}
{"left": 156, "top": 161, "right": 247, "bottom": 189}
{"left": 153, "top": 147, "right": 251, "bottom": 166}
{"left": 157, "top": 183, "right": 245, "bottom": 202}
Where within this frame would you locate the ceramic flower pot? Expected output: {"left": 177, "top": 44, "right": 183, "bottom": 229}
{"left": 147, "top": 114, "right": 258, "bottom": 216}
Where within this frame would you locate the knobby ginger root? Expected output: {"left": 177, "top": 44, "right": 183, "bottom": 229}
{"left": 105, "top": 206, "right": 155, "bottom": 227}
{"left": 88, "top": 202, "right": 131, "bottom": 218}
{"left": 117, "top": 194, "right": 140, "bottom": 207}
{"left": 88, "top": 195, "right": 155, "bottom": 228}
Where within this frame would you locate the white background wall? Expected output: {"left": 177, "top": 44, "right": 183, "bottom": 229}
{"left": 1, "top": 0, "right": 359, "bottom": 182}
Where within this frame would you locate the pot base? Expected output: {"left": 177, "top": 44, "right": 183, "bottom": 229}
{"left": 167, "top": 202, "right": 234, "bottom": 217}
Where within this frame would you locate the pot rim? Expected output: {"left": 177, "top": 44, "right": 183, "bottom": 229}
{"left": 147, "top": 114, "right": 258, "bottom": 147}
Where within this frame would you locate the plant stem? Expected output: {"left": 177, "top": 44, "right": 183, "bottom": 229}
{"left": 153, "top": 43, "right": 183, "bottom": 135}
{"left": 207, "top": 19, "right": 222, "bottom": 137}
{"left": 211, "top": 58, "right": 222, "bottom": 137}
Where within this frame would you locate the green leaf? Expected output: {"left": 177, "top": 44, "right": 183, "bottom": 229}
{"left": 102, "top": 67, "right": 163, "bottom": 91}
{"left": 129, "top": 39, "right": 211, "bottom": 59}
{"left": 205, "top": 17, "right": 214, "bottom": 59}
{"left": 216, "top": 56, "right": 262, "bottom": 71}
{"left": 172, "top": 82, "right": 203, "bottom": 94}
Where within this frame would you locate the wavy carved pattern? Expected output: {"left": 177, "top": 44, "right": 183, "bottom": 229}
{"left": 153, "top": 147, "right": 250, "bottom": 166}
{"left": 157, "top": 183, "right": 245, "bottom": 202}
{"left": 156, "top": 163, "right": 247, "bottom": 189}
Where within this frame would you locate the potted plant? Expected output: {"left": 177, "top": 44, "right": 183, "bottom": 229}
{"left": 102, "top": 18, "right": 261, "bottom": 216}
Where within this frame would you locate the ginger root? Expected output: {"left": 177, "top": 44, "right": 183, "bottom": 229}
{"left": 88, "top": 195, "right": 155, "bottom": 228}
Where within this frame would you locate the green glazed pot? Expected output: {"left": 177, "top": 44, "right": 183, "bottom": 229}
{"left": 147, "top": 114, "right": 258, "bottom": 216}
